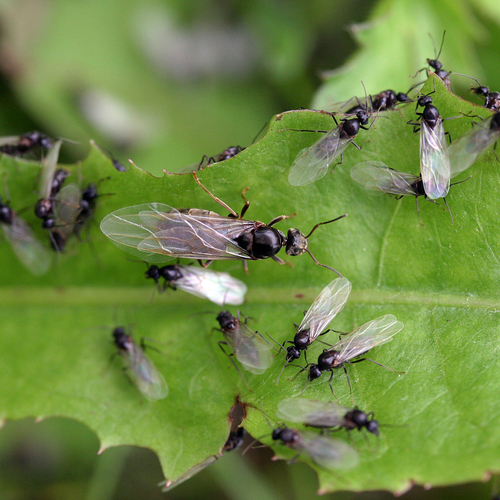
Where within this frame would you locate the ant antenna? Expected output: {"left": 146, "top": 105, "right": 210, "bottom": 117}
{"left": 305, "top": 249, "right": 343, "bottom": 278}
{"left": 429, "top": 30, "right": 446, "bottom": 62}
{"left": 304, "top": 214, "right": 348, "bottom": 239}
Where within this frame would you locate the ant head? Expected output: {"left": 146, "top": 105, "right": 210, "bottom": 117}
{"left": 418, "top": 95, "right": 433, "bottom": 107}
{"left": 217, "top": 310, "right": 237, "bottom": 330}
{"left": 427, "top": 58, "right": 442, "bottom": 71}
{"left": 82, "top": 183, "right": 98, "bottom": 202}
{"left": 0, "top": 203, "right": 12, "bottom": 224}
{"left": 472, "top": 85, "right": 490, "bottom": 97}
{"left": 308, "top": 364, "right": 322, "bottom": 380}
{"left": 396, "top": 92, "right": 412, "bottom": 103}
{"left": 158, "top": 264, "right": 183, "bottom": 282}
{"left": 356, "top": 109, "right": 369, "bottom": 125}
{"left": 285, "top": 228, "right": 308, "bottom": 256}
{"left": 145, "top": 265, "right": 161, "bottom": 282}
{"left": 112, "top": 326, "right": 128, "bottom": 349}
{"left": 366, "top": 419, "right": 380, "bottom": 436}
{"left": 272, "top": 427, "right": 299, "bottom": 444}
{"left": 286, "top": 345, "right": 301, "bottom": 361}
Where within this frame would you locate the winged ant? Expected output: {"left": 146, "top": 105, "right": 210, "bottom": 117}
{"left": 101, "top": 171, "right": 347, "bottom": 275}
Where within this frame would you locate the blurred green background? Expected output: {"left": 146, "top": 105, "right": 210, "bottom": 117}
{"left": 1, "top": 0, "right": 500, "bottom": 498}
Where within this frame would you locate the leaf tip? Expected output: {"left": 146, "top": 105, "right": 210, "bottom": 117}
{"left": 97, "top": 445, "right": 108, "bottom": 455}
{"left": 394, "top": 480, "right": 415, "bottom": 497}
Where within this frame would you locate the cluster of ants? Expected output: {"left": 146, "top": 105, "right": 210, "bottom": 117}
{"left": 2, "top": 32, "right": 499, "bottom": 491}
{"left": 102, "top": 34, "right": 500, "bottom": 489}
{"left": 0, "top": 134, "right": 106, "bottom": 276}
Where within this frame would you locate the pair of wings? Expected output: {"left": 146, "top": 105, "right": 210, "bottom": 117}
{"left": 282, "top": 429, "right": 359, "bottom": 470}
{"left": 38, "top": 140, "right": 63, "bottom": 200}
{"left": 288, "top": 126, "right": 351, "bottom": 186}
{"left": 351, "top": 162, "right": 421, "bottom": 197}
{"left": 328, "top": 314, "right": 404, "bottom": 364}
{"left": 446, "top": 114, "right": 500, "bottom": 176}
{"left": 420, "top": 118, "right": 451, "bottom": 199}
{"left": 173, "top": 265, "right": 247, "bottom": 306}
{"left": 119, "top": 341, "right": 169, "bottom": 401}
{"left": 1, "top": 212, "right": 51, "bottom": 276}
{"left": 222, "top": 320, "right": 273, "bottom": 374}
{"left": 277, "top": 398, "right": 352, "bottom": 428}
{"left": 101, "top": 204, "right": 260, "bottom": 264}
{"left": 52, "top": 183, "right": 83, "bottom": 239}
{"left": 296, "top": 277, "right": 352, "bottom": 345}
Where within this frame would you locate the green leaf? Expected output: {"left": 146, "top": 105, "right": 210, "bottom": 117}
{"left": 1, "top": 75, "right": 499, "bottom": 494}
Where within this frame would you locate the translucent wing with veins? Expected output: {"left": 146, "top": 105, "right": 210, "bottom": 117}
{"left": 1, "top": 212, "right": 51, "bottom": 275}
{"left": 447, "top": 114, "right": 500, "bottom": 176}
{"left": 223, "top": 321, "right": 273, "bottom": 374}
{"left": 173, "top": 265, "right": 247, "bottom": 305}
{"left": 332, "top": 314, "right": 404, "bottom": 364}
{"left": 297, "top": 277, "right": 351, "bottom": 344}
{"left": 420, "top": 119, "right": 450, "bottom": 199}
{"left": 351, "top": 161, "right": 421, "bottom": 196}
{"left": 53, "top": 183, "right": 82, "bottom": 236}
{"left": 101, "top": 204, "right": 254, "bottom": 263}
{"left": 38, "top": 140, "right": 63, "bottom": 200}
{"left": 287, "top": 431, "right": 359, "bottom": 470}
{"left": 289, "top": 127, "right": 351, "bottom": 186}
{"left": 121, "top": 341, "right": 169, "bottom": 401}
{"left": 277, "top": 398, "right": 350, "bottom": 428}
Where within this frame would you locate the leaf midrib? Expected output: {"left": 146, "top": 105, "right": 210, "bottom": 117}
{"left": 2, "top": 287, "right": 498, "bottom": 309}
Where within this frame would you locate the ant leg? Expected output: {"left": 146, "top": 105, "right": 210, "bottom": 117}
{"left": 268, "top": 213, "right": 296, "bottom": 226}
{"left": 443, "top": 197, "right": 454, "bottom": 225}
{"left": 271, "top": 255, "right": 293, "bottom": 267}
{"left": 218, "top": 341, "right": 253, "bottom": 391}
{"left": 198, "top": 259, "right": 213, "bottom": 268}
{"left": 192, "top": 172, "right": 238, "bottom": 217}
{"left": 342, "top": 365, "right": 354, "bottom": 405}
{"left": 327, "top": 371, "right": 341, "bottom": 404}
{"left": 276, "top": 127, "right": 329, "bottom": 134}
{"left": 348, "top": 357, "right": 406, "bottom": 374}
{"left": 198, "top": 154, "right": 210, "bottom": 170}
{"left": 239, "top": 188, "right": 251, "bottom": 218}
{"left": 242, "top": 260, "right": 249, "bottom": 275}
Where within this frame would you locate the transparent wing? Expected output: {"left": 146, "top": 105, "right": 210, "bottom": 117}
{"left": 38, "top": 140, "right": 63, "bottom": 199}
{"left": 224, "top": 321, "right": 273, "bottom": 374}
{"left": 100, "top": 204, "right": 252, "bottom": 263}
{"left": 277, "top": 398, "right": 350, "bottom": 428}
{"left": 351, "top": 161, "right": 420, "bottom": 196}
{"left": 297, "top": 431, "right": 359, "bottom": 470}
{"left": 125, "top": 343, "right": 169, "bottom": 401}
{"left": 288, "top": 127, "right": 350, "bottom": 186}
{"left": 0, "top": 134, "right": 24, "bottom": 147}
{"left": 298, "top": 277, "right": 351, "bottom": 343}
{"left": 333, "top": 314, "right": 404, "bottom": 363}
{"left": 420, "top": 119, "right": 450, "bottom": 199}
{"left": 53, "top": 183, "right": 82, "bottom": 238}
{"left": 1, "top": 214, "right": 51, "bottom": 275}
{"left": 175, "top": 265, "right": 247, "bottom": 305}
{"left": 447, "top": 116, "right": 500, "bottom": 176}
